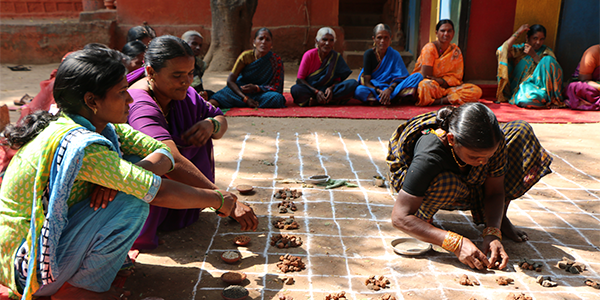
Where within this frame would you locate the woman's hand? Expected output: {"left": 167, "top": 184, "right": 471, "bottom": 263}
{"left": 379, "top": 88, "right": 392, "bottom": 105}
{"left": 324, "top": 87, "right": 334, "bottom": 103}
{"left": 214, "top": 190, "right": 237, "bottom": 217}
{"left": 523, "top": 44, "right": 540, "bottom": 62}
{"left": 198, "top": 90, "right": 208, "bottom": 100}
{"left": 182, "top": 119, "right": 213, "bottom": 147}
{"left": 246, "top": 97, "right": 259, "bottom": 108}
{"left": 516, "top": 24, "right": 530, "bottom": 36}
{"left": 90, "top": 185, "right": 118, "bottom": 210}
{"left": 481, "top": 236, "right": 509, "bottom": 269}
{"left": 240, "top": 84, "right": 258, "bottom": 94}
{"left": 231, "top": 202, "right": 259, "bottom": 231}
{"left": 315, "top": 90, "right": 327, "bottom": 104}
{"left": 454, "top": 237, "right": 490, "bottom": 270}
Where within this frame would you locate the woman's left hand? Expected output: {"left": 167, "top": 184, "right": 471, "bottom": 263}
{"left": 90, "top": 185, "right": 118, "bottom": 210}
{"left": 324, "top": 87, "right": 334, "bottom": 103}
{"left": 379, "top": 88, "right": 392, "bottom": 105}
{"left": 182, "top": 119, "right": 213, "bottom": 147}
{"left": 481, "top": 236, "right": 509, "bottom": 269}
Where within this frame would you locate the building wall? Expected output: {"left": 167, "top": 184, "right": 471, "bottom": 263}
{"left": 0, "top": 0, "right": 83, "bottom": 19}
{"left": 115, "top": 0, "right": 341, "bottom": 62}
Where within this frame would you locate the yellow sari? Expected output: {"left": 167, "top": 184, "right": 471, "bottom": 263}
{"left": 412, "top": 43, "right": 482, "bottom": 106}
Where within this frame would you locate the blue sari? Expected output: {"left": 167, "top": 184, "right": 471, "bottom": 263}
{"left": 211, "top": 50, "right": 286, "bottom": 108}
{"left": 355, "top": 47, "right": 423, "bottom": 102}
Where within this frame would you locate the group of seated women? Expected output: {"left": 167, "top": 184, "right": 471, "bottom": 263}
{"left": 207, "top": 21, "right": 483, "bottom": 109}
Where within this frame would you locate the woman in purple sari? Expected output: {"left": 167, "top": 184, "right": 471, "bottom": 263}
{"left": 127, "top": 35, "right": 258, "bottom": 250}
{"left": 565, "top": 44, "right": 600, "bottom": 110}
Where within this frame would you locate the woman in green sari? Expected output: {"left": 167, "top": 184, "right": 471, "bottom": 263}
{"left": 496, "top": 24, "right": 564, "bottom": 108}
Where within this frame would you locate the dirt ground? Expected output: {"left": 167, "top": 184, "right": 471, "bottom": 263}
{"left": 1, "top": 64, "right": 599, "bottom": 300}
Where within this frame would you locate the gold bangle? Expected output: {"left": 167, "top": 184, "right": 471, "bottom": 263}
{"left": 242, "top": 96, "right": 249, "bottom": 103}
{"left": 442, "top": 231, "right": 463, "bottom": 253}
{"left": 482, "top": 227, "right": 502, "bottom": 241}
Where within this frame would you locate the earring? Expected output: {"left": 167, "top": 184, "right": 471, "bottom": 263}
{"left": 373, "top": 41, "right": 376, "bottom": 46}
{"left": 449, "top": 143, "right": 453, "bottom": 146}
{"left": 92, "top": 107, "right": 97, "bottom": 115}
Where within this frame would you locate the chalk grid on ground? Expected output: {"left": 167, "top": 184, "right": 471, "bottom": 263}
{"left": 190, "top": 131, "right": 599, "bottom": 300}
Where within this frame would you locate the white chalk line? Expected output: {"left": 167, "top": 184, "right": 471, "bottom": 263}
{"left": 194, "top": 133, "right": 599, "bottom": 299}
{"left": 192, "top": 133, "right": 251, "bottom": 299}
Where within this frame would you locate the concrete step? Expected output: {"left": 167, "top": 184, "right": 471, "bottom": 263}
{"left": 339, "top": 13, "right": 381, "bottom": 27}
{"left": 342, "top": 25, "right": 374, "bottom": 40}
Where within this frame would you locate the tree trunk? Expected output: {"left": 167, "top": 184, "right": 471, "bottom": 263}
{"left": 205, "top": 0, "right": 258, "bottom": 72}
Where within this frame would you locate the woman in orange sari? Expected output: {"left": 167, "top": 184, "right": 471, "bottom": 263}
{"left": 412, "top": 20, "right": 482, "bottom": 106}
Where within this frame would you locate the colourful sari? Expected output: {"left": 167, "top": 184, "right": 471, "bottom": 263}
{"left": 210, "top": 50, "right": 286, "bottom": 108}
{"left": 412, "top": 43, "right": 482, "bottom": 106}
{"left": 0, "top": 115, "right": 166, "bottom": 299}
{"left": 354, "top": 47, "right": 423, "bottom": 102}
{"left": 496, "top": 42, "right": 564, "bottom": 108}
{"left": 565, "top": 45, "right": 600, "bottom": 111}
{"left": 291, "top": 48, "right": 358, "bottom": 106}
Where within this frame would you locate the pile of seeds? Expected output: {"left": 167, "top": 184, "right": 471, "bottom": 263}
{"left": 222, "top": 285, "right": 248, "bottom": 299}
{"left": 324, "top": 291, "right": 347, "bottom": 300}
{"left": 270, "top": 234, "right": 303, "bottom": 248}
{"left": 505, "top": 293, "right": 532, "bottom": 300}
{"left": 458, "top": 274, "right": 480, "bottom": 286}
{"left": 371, "top": 294, "right": 396, "bottom": 300}
{"left": 275, "top": 188, "right": 302, "bottom": 200}
{"left": 536, "top": 275, "right": 558, "bottom": 287}
{"left": 517, "top": 258, "right": 543, "bottom": 272}
{"left": 495, "top": 276, "right": 514, "bottom": 286}
{"left": 365, "top": 275, "right": 390, "bottom": 290}
{"left": 277, "top": 295, "right": 294, "bottom": 300}
{"left": 278, "top": 200, "right": 297, "bottom": 213}
{"left": 557, "top": 257, "right": 586, "bottom": 274}
{"left": 273, "top": 217, "right": 300, "bottom": 230}
{"left": 277, "top": 254, "right": 306, "bottom": 273}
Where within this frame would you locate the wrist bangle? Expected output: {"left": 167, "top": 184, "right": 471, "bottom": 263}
{"left": 211, "top": 190, "right": 224, "bottom": 213}
{"left": 207, "top": 117, "right": 220, "bottom": 134}
{"left": 442, "top": 231, "right": 463, "bottom": 253}
{"left": 482, "top": 227, "right": 502, "bottom": 241}
{"left": 256, "top": 85, "right": 261, "bottom": 93}
{"left": 512, "top": 33, "right": 518, "bottom": 38}
{"left": 242, "top": 96, "right": 249, "bottom": 103}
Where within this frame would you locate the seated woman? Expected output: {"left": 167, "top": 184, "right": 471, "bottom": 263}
{"left": 412, "top": 19, "right": 482, "bottom": 106}
{"left": 181, "top": 30, "right": 214, "bottom": 100}
{"left": 565, "top": 44, "right": 600, "bottom": 110}
{"left": 388, "top": 102, "right": 552, "bottom": 270}
{"left": 127, "top": 24, "right": 156, "bottom": 46}
{"left": 355, "top": 23, "right": 423, "bottom": 105}
{"left": 209, "top": 28, "right": 286, "bottom": 109}
{"left": 121, "top": 40, "right": 146, "bottom": 73}
{"left": 0, "top": 48, "right": 240, "bottom": 299}
{"left": 128, "top": 35, "right": 258, "bottom": 250}
{"left": 290, "top": 27, "right": 358, "bottom": 106}
{"left": 496, "top": 24, "right": 563, "bottom": 108}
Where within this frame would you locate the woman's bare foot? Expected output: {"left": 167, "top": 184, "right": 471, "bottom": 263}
{"left": 52, "top": 282, "right": 130, "bottom": 300}
{"left": 501, "top": 215, "right": 529, "bottom": 242}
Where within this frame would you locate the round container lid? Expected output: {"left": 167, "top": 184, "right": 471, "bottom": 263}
{"left": 391, "top": 238, "right": 432, "bottom": 256}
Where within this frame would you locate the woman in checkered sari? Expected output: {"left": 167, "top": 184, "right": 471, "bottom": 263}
{"left": 388, "top": 102, "right": 551, "bottom": 270}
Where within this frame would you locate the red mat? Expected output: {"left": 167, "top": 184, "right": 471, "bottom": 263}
{"left": 223, "top": 93, "right": 600, "bottom": 123}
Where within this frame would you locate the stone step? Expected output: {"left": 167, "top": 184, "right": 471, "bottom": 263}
{"left": 339, "top": 0, "right": 386, "bottom": 14}
{"left": 339, "top": 13, "right": 381, "bottom": 27}
{"left": 345, "top": 39, "right": 375, "bottom": 52}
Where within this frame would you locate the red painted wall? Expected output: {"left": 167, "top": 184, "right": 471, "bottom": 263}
{"left": 418, "top": 0, "right": 431, "bottom": 58}
{"left": 115, "top": 0, "right": 340, "bottom": 61}
{"left": 463, "top": 0, "right": 517, "bottom": 81}
{"left": 0, "top": 0, "right": 82, "bottom": 19}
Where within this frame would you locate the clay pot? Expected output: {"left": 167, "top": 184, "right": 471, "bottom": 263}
{"left": 104, "top": 0, "right": 116, "bottom": 9}
{"left": 233, "top": 235, "right": 251, "bottom": 246}
{"left": 221, "top": 251, "right": 241, "bottom": 264}
{"left": 221, "top": 271, "right": 247, "bottom": 285}
{"left": 236, "top": 185, "right": 253, "bottom": 195}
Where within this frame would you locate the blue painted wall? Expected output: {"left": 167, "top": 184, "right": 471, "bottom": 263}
{"left": 555, "top": 0, "right": 600, "bottom": 78}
